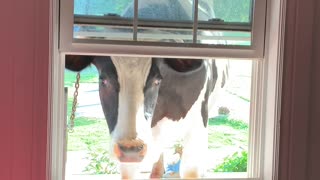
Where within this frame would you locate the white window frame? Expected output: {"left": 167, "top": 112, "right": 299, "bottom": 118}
{"left": 47, "top": 0, "right": 286, "bottom": 179}
{"left": 59, "top": 0, "right": 266, "bottom": 59}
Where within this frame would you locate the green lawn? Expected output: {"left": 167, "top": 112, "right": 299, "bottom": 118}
{"left": 66, "top": 114, "right": 248, "bottom": 173}
{"left": 67, "top": 115, "right": 248, "bottom": 152}
{"left": 208, "top": 116, "right": 248, "bottom": 149}
{"left": 67, "top": 117, "right": 110, "bottom": 151}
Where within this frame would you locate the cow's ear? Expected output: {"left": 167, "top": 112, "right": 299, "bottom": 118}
{"left": 65, "top": 55, "right": 94, "bottom": 71}
{"left": 164, "top": 58, "right": 203, "bottom": 72}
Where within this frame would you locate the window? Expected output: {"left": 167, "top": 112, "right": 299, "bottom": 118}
{"left": 50, "top": 0, "right": 284, "bottom": 179}
{"left": 59, "top": 0, "right": 266, "bottom": 59}
{"left": 64, "top": 58, "right": 253, "bottom": 179}
{"left": 73, "top": 0, "right": 253, "bottom": 46}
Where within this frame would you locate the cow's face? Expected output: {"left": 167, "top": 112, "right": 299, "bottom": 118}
{"left": 65, "top": 55, "right": 162, "bottom": 163}
{"left": 94, "top": 56, "right": 162, "bottom": 162}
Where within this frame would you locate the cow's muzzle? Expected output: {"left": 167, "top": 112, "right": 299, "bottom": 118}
{"left": 114, "top": 139, "right": 147, "bottom": 163}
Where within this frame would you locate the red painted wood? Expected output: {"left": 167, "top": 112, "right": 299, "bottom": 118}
{"left": 280, "top": 0, "right": 314, "bottom": 179}
{"left": 307, "top": 0, "right": 320, "bottom": 179}
{"left": 0, "top": 0, "right": 319, "bottom": 179}
{"left": 0, "top": 0, "right": 49, "bottom": 180}
{"left": 280, "top": 0, "right": 319, "bottom": 179}
{"left": 0, "top": 1, "right": 14, "bottom": 179}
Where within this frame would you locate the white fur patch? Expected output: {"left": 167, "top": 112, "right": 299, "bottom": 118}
{"left": 110, "top": 56, "right": 153, "bottom": 144}
{"left": 149, "top": 70, "right": 210, "bottom": 178}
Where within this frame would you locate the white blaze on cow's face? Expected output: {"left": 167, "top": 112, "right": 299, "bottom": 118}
{"left": 93, "top": 56, "right": 162, "bottom": 164}
{"left": 111, "top": 57, "right": 152, "bottom": 141}
{"left": 101, "top": 56, "right": 164, "bottom": 165}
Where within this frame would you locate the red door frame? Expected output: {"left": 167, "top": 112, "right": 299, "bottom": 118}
{"left": 0, "top": 0, "right": 319, "bottom": 179}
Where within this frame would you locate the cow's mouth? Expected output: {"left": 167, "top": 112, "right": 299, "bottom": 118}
{"left": 114, "top": 140, "right": 147, "bottom": 163}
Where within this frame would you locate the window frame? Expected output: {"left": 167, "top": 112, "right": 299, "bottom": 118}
{"left": 59, "top": 0, "right": 267, "bottom": 59}
{"left": 48, "top": 0, "right": 285, "bottom": 179}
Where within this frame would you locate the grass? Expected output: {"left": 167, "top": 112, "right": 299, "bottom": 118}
{"left": 208, "top": 116, "right": 249, "bottom": 130}
{"left": 65, "top": 65, "right": 108, "bottom": 151}
{"left": 67, "top": 117, "right": 110, "bottom": 151}
{"left": 67, "top": 115, "right": 249, "bottom": 152}
{"left": 66, "top": 114, "right": 249, "bottom": 174}
{"left": 208, "top": 116, "right": 248, "bottom": 149}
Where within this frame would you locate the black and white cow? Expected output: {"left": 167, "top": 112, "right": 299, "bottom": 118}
{"left": 66, "top": 0, "right": 229, "bottom": 178}
{"left": 65, "top": 56, "right": 228, "bottom": 178}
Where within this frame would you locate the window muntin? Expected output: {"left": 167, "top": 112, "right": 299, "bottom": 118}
{"left": 73, "top": 0, "right": 254, "bottom": 46}
{"left": 74, "top": 0, "right": 252, "bottom": 23}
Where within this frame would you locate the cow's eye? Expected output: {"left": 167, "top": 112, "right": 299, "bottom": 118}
{"left": 99, "top": 77, "right": 108, "bottom": 87}
{"left": 154, "top": 79, "right": 161, "bottom": 86}
{"left": 102, "top": 79, "right": 108, "bottom": 86}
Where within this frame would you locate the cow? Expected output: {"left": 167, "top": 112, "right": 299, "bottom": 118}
{"left": 67, "top": 0, "right": 229, "bottom": 178}
{"left": 65, "top": 55, "right": 228, "bottom": 178}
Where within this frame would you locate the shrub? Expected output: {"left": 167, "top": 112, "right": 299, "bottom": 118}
{"left": 83, "top": 146, "right": 119, "bottom": 174}
{"left": 218, "top": 106, "right": 230, "bottom": 116}
{"left": 214, "top": 150, "right": 247, "bottom": 172}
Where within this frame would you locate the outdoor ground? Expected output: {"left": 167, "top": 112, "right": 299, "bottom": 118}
{"left": 64, "top": 59, "right": 252, "bottom": 178}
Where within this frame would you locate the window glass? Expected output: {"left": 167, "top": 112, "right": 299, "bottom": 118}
{"left": 74, "top": 0, "right": 132, "bottom": 16}
{"left": 64, "top": 58, "right": 252, "bottom": 179}
{"left": 73, "top": 0, "right": 253, "bottom": 46}
{"left": 74, "top": 0, "right": 252, "bottom": 23}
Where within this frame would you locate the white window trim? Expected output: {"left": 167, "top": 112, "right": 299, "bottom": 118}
{"left": 47, "top": 0, "right": 286, "bottom": 179}
{"left": 59, "top": 0, "right": 266, "bottom": 59}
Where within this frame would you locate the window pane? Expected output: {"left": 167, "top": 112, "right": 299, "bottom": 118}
{"left": 209, "top": 0, "right": 252, "bottom": 23}
{"left": 74, "top": 0, "right": 253, "bottom": 23}
{"left": 74, "top": 24, "right": 134, "bottom": 41}
{"left": 197, "top": 30, "right": 251, "bottom": 46}
{"left": 73, "top": 0, "right": 253, "bottom": 46}
{"left": 74, "top": 0, "right": 132, "bottom": 16}
{"left": 64, "top": 57, "right": 252, "bottom": 179}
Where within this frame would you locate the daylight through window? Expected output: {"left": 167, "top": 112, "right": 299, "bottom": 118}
{"left": 56, "top": 0, "right": 269, "bottom": 179}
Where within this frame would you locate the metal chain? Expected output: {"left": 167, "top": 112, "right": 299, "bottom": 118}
{"left": 68, "top": 72, "right": 81, "bottom": 133}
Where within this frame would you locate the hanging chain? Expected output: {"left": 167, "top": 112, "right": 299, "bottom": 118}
{"left": 68, "top": 72, "right": 81, "bottom": 133}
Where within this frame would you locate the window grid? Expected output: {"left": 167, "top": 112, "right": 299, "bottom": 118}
{"left": 72, "top": 0, "right": 253, "bottom": 46}
{"left": 60, "top": 0, "right": 266, "bottom": 61}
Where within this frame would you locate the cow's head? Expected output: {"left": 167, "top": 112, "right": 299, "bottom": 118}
{"left": 65, "top": 55, "right": 203, "bottom": 173}
{"left": 66, "top": 55, "right": 163, "bottom": 162}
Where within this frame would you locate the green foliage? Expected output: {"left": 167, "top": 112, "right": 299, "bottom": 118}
{"left": 214, "top": 150, "right": 248, "bottom": 172}
{"left": 209, "top": 116, "right": 248, "bottom": 130}
{"left": 83, "top": 146, "right": 119, "bottom": 174}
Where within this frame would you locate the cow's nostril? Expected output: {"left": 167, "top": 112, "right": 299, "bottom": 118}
{"left": 137, "top": 145, "right": 144, "bottom": 151}
{"left": 114, "top": 139, "right": 147, "bottom": 162}
{"left": 118, "top": 144, "right": 127, "bottom": 153}
{"left": 118, "top": 144, "right": 144, "bottom": 153}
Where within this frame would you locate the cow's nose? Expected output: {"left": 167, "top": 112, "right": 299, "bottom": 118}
{"left": 118, "top": 144, "right": 144, "bottom": 153}
{"left": 114, "top": 139, "right": 147, "bottom": 163}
